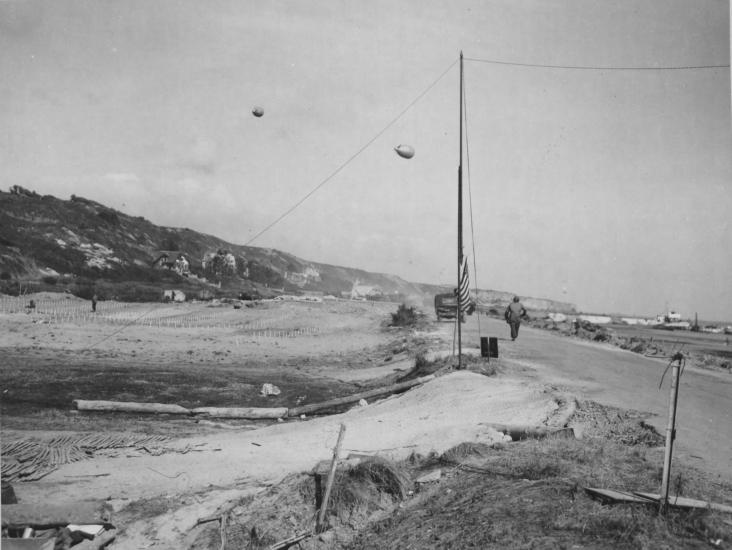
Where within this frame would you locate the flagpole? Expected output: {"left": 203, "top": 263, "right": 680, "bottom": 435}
{"left": 457, "top": 51, "right": 464, "bottom": 370}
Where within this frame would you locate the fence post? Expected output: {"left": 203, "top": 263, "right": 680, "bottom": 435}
{"left": 659, "top": 353, "right": 683, "bottom": 515}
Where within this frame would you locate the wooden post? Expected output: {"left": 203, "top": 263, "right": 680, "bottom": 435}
{"left": 316, "top": 423, "right": 346, "bottom": 533}
{"left": 659, "top": 355, "right": 682, "bottom": 515}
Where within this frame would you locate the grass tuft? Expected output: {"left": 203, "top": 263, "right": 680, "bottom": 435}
{"left": 329, "top": 457, "right": 412, "bottom": 522}
{"left": 440, "top": 442, "right": 493, "bottom": 463}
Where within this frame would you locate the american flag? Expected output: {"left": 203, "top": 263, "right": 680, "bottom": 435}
{"left": 458, "top": 255, "right": 471, "bottom": 313}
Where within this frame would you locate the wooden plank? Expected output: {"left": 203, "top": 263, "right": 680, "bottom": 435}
{"left": 288, "top": 375, "right": 434, "bottom": 417}
{"left": 584, "top": 487, "right": 655, "bottom": 504}
{"left": 0, "top": 539, "right": 55, "bottom": 550}
{"left": 73, "top": 400, "right": 190, "bottom": 415}
{"left": 2, "top": 502, "right": 113, "bottom": 529}
{"left": 191, "top": 407, "right": 288, "bottom": 419}
{"left": 634, "top": 492, "right": 732, "bottom": 514}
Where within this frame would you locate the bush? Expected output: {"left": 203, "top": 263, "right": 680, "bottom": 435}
{"left": 41, "top": 276, "right": 58, "bottom": 285}
{"left": 390, "top": 303, "right": 418, "bottom": 327}
{"left": 97, "top": 210, "right": 120, "bottom": 226}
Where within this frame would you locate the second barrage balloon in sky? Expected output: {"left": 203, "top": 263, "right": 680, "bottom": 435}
{"left": 251, "top": 103, "right": 414, "bottom": 163}
{"left": 394, "top": 144, "right": 415, "bottom": 159}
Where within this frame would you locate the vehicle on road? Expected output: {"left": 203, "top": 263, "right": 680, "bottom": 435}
{"left": 434, "top": 293, "right": 475, "bottom": 321}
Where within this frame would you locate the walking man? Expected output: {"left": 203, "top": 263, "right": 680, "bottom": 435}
{"left": 504, "top": 296, "right": 526, "bottom": 341}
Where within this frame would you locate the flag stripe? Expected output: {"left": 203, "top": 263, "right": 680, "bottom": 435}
{"left": 458, "top": 255, "right": 470, "bottom": 311}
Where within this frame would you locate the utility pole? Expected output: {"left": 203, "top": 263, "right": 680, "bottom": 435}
{"left": 457, "top": 51, "right": 464, "bottom": 370}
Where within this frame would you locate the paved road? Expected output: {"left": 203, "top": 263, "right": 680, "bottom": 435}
{"left": 458, "top": 316, "right": 732, "bottom": 482}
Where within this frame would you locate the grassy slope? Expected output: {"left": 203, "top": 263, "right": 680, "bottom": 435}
{"left": 347, "top": 437, "right": 732, "bottom": 549}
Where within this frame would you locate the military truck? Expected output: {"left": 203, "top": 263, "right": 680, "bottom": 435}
{"left": 434, "top": 293, "right": 475, "bottom": 321}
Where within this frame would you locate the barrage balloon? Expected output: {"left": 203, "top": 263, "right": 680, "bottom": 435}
{"left": 394, "top": 144, "right": 415, "bottom": 159}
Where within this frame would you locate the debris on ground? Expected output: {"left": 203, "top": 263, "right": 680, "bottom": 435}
{"left": 261, "top": 383, "right": 282, "bottom": 397}
{"left": 2, "top": 501, "right": 116, "bottom": 549}
{"left": 1, "top": 433, "right": 171, "bottom": 483}
{"left": 568, "top": 401, "right": 663, "bottom": 446}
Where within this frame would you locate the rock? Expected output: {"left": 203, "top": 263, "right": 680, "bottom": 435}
{"left": 260, "top": 383, "right": 281, "bottom": 396}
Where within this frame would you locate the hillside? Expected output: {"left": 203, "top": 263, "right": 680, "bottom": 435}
{"left": 0, "top": 187, "right": 575, "bottom": 312}
{"left": 0, "top": 188, "right": 435, "bottom": 303}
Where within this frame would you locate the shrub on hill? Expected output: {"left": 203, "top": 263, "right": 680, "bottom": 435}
{"left": 390, "top": 303, "right": 418, "bottom": 327}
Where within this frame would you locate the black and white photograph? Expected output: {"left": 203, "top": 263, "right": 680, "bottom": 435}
{"left": 1, "top": 1, "right": 731, "bottom": 548}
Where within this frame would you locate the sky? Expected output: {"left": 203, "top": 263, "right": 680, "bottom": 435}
{"left": 1, "top": 0, "right": 730, "bottom": 320}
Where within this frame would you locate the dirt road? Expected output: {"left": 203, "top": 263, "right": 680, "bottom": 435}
{"left": 461, "top": 316, "right": 732, "bottom": 481}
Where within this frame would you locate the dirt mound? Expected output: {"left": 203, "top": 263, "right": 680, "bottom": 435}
{"left": 569, "top": 400, "right": 663, "bottom": 446}
{"left": 190, "top": 457, "right": 412, "bottom": 549}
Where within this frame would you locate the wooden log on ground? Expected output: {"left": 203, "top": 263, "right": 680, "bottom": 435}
{"left": 73, "top": 400, "right": 190, "bottom": 415}
{"left": 191, "top": 407, "right": 288, "bottom": 419}
{"left": 268, "top": 530, "right": 313, "bottom": 550}
{"left": 481, "top": 423, "right": 575, "bottom": 441}
{"left": 2, "top": 502, "right": 113, "bottom": 530}
{"left": 288, "top": 375, "right": 435, "bottom": 417}
{"left": 195, "top": 514, "right": 223, "bottom": 526}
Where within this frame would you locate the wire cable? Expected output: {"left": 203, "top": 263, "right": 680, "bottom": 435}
{"left": 245, "top": 59, "right": 459, "bottom": 247}
{"left": 245, "top": 53, "right": 728, "bottom": 248}
{"left": 464, "top": 57, "right": 729, "bottom": 71}
{"left": 658, "top": 350, "right": 686, "bottom": 389}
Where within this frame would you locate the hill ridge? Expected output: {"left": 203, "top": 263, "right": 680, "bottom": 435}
{"left": 0, "top": 188, "right": 575, "bottom": 312}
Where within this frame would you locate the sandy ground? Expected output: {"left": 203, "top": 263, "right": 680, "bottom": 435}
{"left": 10, "top": 297, "right": 728, "bottom": 549}
{"left": 1, "top": 296, "right": 570, "bottom": 548}
{"left": 15, "top": 372, "right": 562, "bottom": 549}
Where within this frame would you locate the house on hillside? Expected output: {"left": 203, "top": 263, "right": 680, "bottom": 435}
{"left": 350, "top": 280, "right": 383, "bottom": 300}
{"left": 174, "top": 254, "right": 189, "bottom": 276}
{"left": 152, "top": 252, "right": 190, "bottom": 276}
{"left": 163, "top": 289, "right": 186, "bottom": 302}
{"left": 285, "top": 265, "right": 321, "bottom": 287}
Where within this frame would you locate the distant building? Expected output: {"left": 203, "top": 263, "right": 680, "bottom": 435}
{"left": 163, "top": 289, "right": 186, "bottom": 302}
{"left": 152, "top": 251, "right": 190, "bottom": 276}
{"left": 350, "top": 280, "right": 383, "bottom": 300}
{"left": 284, "top": 265, "right": 321, "bottom": 287}
{"left": 656, "top": 311, "right": 683, "bottom": 324}
{"left": 174, "top": 254, "right": 189, "bottom": 276}
{"left": 578, "top": 315, "right": 612, "bottom": 325}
